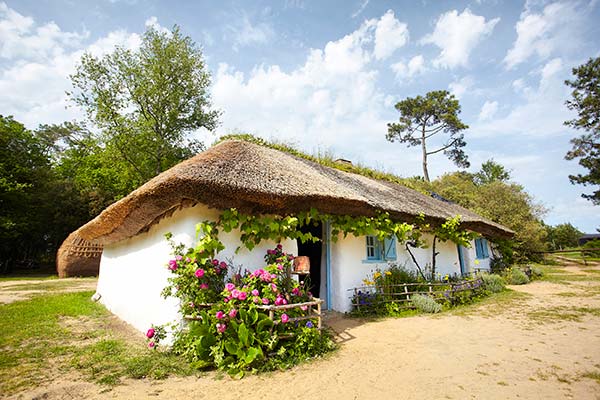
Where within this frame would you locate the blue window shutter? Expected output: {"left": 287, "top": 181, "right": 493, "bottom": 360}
{"left": 475, "top": 238, "right": 483, "bottom": 259}
{"left": 384, "top": 237, "right": 397, "bottom": 260}
{"left": 482, "top": 238, "right": 489, "bottom": 258}
{"left": 366, "top": 235, "right": 378, "bottom": 260}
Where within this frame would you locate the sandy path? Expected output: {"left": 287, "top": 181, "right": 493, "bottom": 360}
{"left": 11, "top": 265, "right": 600, "bottom": 400}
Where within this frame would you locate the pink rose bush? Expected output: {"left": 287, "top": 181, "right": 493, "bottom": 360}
{"left": 145, "top": 324, "right": 166, "bottom": 350}
{"left": 162, "top": 237, "right": 333, "bottom": 375}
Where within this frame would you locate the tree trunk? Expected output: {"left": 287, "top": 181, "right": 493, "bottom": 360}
{"left": 421, "top": 125, "right": 430, "bottom": 182}
{"left": 431, "top": 235, "right": 438, "bottom": 280}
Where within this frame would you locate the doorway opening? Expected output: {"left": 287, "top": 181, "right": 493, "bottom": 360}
{"left": 297, "top": 222, "right": 323, "bottom": 298}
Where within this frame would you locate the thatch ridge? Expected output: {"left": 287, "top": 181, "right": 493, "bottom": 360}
{"left": 57, "top": 139, "right": 513, "bottom": 277}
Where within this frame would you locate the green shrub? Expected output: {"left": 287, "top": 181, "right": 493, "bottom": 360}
{"left": 503, "top": 267, "right": 529, "bottom": 285}
{"left": 481, "top": 273, "right": 506, "bottom": 293}
{"left": 411, "top": 294, "right": 442, "bottom": 313}
{"left": 582, "top": 239, "right": 600, "bottom": 257}
{"left": 530, "top": 266, "right": 544, "bottom": 280}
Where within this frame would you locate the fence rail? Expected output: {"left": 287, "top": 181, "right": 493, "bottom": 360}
{"left": 184, "top": 298, "right": 324, "bottom": 332}
{"left": 349, "top": 278, "right": 484, "bottom": 312}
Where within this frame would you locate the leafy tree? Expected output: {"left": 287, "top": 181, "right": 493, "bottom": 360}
{"left": 386, "top": 90, "right": 469, "bottom": 182}
{"left": 474, "top": 159, "right": 510, "bottom": 185}
{"left": 564, "top": 57, "right": 600, "bottom": 204}
{"left": 0, "top": 116, "right": 89, "bottom": 272}
{"left": 69, "top": 25, "right": 219, "bottom": 189}
{"left": 545, "top": 223, "right": 583, "bottom": 250}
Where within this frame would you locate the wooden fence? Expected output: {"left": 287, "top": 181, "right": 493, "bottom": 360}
{"left": 349, "top": 277, "right": 484, "bottom": 313}
{"left": 184, "top": 298, "right": 324, "bottom": 333}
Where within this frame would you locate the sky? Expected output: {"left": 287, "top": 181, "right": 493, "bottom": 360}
{"left": 1, "top": 0, "right": 599, "bottom": 232}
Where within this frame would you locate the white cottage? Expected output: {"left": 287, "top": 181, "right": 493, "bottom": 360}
{"left": 57, "top": 140, "right": 512, "bottom": 334}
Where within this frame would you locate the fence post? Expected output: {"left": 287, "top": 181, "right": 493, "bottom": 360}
{"left": 404, "top": 284, "right": 409, "bottom": 300}
{"left": 354, "top": 287, "right": 359, "bottom": 313}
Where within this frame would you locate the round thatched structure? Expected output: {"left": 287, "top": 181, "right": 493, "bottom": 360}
{"left": 57, "top": 140, "right": 513, "bottom": 277}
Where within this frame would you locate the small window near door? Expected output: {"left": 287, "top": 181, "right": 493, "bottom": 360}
{"left": 475, "top": 238, "right": 489, "bottom": 259}
{"left": 365, "top": 236, "right": 397, "bottom": 262}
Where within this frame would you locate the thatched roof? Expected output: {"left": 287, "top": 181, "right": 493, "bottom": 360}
{"left": 57, "top": 140, "right": 512, "bottom": 277}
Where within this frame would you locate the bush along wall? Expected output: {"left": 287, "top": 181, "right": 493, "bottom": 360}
{"left": 351, "top": 265, "right": 504, "bottom": 316}
{"left": 157, "top": 221, "right": 335, "bottom": 378}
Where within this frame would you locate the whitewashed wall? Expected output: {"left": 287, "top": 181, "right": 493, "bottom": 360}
{"left": 329, "top": 233, "right": 462, "bottom": 312}
{"left": 96, "top": 203, "right": 297, "bottom": 339}
{"left": 462, "top": 239, "right": 492, "bottom": 272}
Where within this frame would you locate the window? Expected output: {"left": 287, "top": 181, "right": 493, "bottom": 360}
{"left": 365, "top": 236, "right": 397, "bottom": 262}
{"left": 474, "top": 238, "right": 489, "bottom": 259}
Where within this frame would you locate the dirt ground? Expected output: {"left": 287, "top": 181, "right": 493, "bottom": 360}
{"left": 8, "top": 262, "right": 600, "bottom": 400}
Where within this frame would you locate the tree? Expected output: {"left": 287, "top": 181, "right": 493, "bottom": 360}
{"left": 545, "top": 223, "right": 583, "bottom": 250}
{"left": 564, "top": 57, "right": 600, "bottom": 204}
{"left": 68, "top": 25, "right": 219, "bottom": 190}
{"left": 386, "top": 90, "right": 469, "bottom": 182}
{"left": 473, "top": 159, "right": 510, "bottom": 185}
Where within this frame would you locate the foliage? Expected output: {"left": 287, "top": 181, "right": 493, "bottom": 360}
{"left": 473, "top": 159, "right": 511, "bottom": 185}
{"left": 163, "top": 236, "right": 335, "bottom": 377}
{"left": 0, "top": 116, "right": 93, "bottom": 273}
{"left": 69, "top": 25, "right": 219, "bottom": 189}
{"left": 161, "top": 222, "right": 228, "bottom": 315}
{"left": 582, "top": 239, "right": 600, "bottom": 257}
{"left": 424, "top": 165, "right": 547, "bottom": 263}
{"left": 564, "top": 56, "right": 600, "bottom": 204}
{"left": 386, "top": 90, "right": 469, "bottom": 182}
{"left": 411, "top": 294, "right": 442, "bottom": 313}
{"left": 480, "top": 273, "right": 506, "bottom": 293}
{"left": 545, "top": 222, "right": 583, "bottom": 250}
{"left": 530, "top": 266, "right": 544, "bottom": 280}
{"left": 502, "top": 267, "right": 530, "bottom": 285}
{"left": 146, "top": 325, "right": 167, "bottom": 350}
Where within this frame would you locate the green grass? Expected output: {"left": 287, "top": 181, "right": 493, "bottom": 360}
{"left": 527, "top": 306, "right": 600, "bottom": 324}
{"left": 447, "top": 289, "right": 531, "bottom": 317}
{"left": 0, "top": 274, "right": 58, "bottom": 282}
{"left": 0, "top": 291, "right": 195, "bottom": 395}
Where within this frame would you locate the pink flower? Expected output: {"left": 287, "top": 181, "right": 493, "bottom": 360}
{"left": 148, "top": 341, "right": 155, "bottom": 348}
{"left": 195, "top": 269, "right": 205, "bottom": 278}
{"left": 271, "top": 283, "right": 278, "bottom": 292}
{"left": 262, "top": 298, "right": 270, "bottom": 305}
{"left": 228, "top": 309, "right": 237, "bottom": 318}
{"left": 168, "top": 260, "right": 178, "bottom": 271}
{"left": 277, "top": 264, "right": 283, "bottom": 271}
{"left": 185, "top": 257, "right": 191, "bottom": 262}
{"left": 216, "top": 311, "right": 225, "bottom": 319}
{"left": 253, "top": 296, "right": 260, "bottom": 303}
{"left": 275, "top": 297, "right": 284, "bottom": 306}
{"left": 200, "top": 283, "right": 209, "bottom": 290}
{"left": 300, "top": 305, "right": 308, "bottom": 311}
{"left": 277, "top": 244, "right": 282, "bottom": 250}
{"left": 212, "top": 259, "right": 219, "bottom": 266}
{"left": 219, "top": 261, "right": 228, "bottom": 270}
{"left": 225, "top": 283, "right": 235, "bottom": 292}
{"left": 175, "top": 255, "right": 183, "bottom": 261}
{"left": 251, "top": 289, "right": 259, "bottom": 296}
{"left": 238, "top": 291, "right": 248, "bottom": 301}
{"left": 267, "top": 249, "right": 274, "bottom": 255}
{"left": 216, "top": 323, "right": 226, "bottom": 333}
{"left": 231, "top": 289, "right": 240, "bottom": 299}
{"left": 223, "top": 298, "right": 229, "bottom": 303}
{"left": 146, "top": 328, "right": 155, "bottom": 338}
{"left": 292, "top": 287, "right": 300, "bottom": 295}
{"left": 281, "top": 313, "right": 289, "bottom": 323}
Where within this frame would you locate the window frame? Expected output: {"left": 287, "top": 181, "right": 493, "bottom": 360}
{"left": 364, "top": 235, "right": 397, "bottom": 263}
{"left": 474, "top": 238, "right": 490, "bottom": 259}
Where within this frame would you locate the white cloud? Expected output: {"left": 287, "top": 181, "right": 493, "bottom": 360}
{"left": 0, "top": 2, "right": 88, "bottom": 60}
{"left": 448, "top": 76, "right": 474, "bottom": 99}
{"left": 373, "top": 10, "right": 409, "bottom": 60}
{"left": 472, "top": 57, "right": 572, "bottom": 138}
{"left": 0, "top": 3, "right": 147, "bottom": 128}
{"left": 351, "top": 0, "right": 370, "bottom": 18}
{"left": 478, "top": 100, "right": 499, "bottom": 121}
{"left": 224, "top": 13, "right": 274, "bottom": 51}
{"left": 211, "top": 15, "right": 396, "bottom": 158}
{"left": 504, "top": 1, "right": 584, "bottom": 69}
{"left": 421, "top": 8, "right": 499, "bottom": 69}
{"left": 145, "top": 16, "right": 171, "bottom": 35}
{"left": 391, "top": 55, "right": 426, "bottom": 81}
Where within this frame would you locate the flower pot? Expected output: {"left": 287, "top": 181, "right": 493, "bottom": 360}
{"left": 293, "top": 256, "right": 310, "bottom": 274}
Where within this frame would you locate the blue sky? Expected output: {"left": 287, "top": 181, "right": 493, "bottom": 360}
{"left": 1, "top": 0, "right": 599, "bottom": 232}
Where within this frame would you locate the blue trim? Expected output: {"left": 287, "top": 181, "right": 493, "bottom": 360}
{"left": 457, "top": 244, "right": 465, "bottom": 275}
{"left": 325, "top": 220, "right": 332, "bottom": 310}
{"left": 361, "top": 259, "right": 385, "bottom": 264}
{"left": 475, "top": 238, "right": 490, "bottom": 259}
